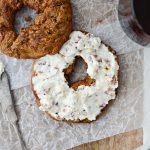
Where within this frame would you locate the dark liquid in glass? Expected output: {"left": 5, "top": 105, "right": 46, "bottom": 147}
{"left": 118, "top": 0, "right": 150, "bottom": 46}
{"left": 133, "top": 0, "right": 150, "bottom": 35}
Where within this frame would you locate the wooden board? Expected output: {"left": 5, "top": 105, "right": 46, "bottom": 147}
{"left": 70, "top": 128, "right": 143, "bottom": 150}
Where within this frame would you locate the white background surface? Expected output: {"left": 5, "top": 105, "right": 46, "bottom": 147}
{"left": 137, "top": 47, "right": 150, "bottom": 150}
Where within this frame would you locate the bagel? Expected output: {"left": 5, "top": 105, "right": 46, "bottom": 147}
{"left": 31, "top": 31, "right": 119, "bottom": 123}
{"left": 0, "top": 0, "right": 72, "bottom": 58}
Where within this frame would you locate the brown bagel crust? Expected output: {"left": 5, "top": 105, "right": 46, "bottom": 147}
{"left": 0, "top": 0, "right": 72, "bottom": 59}
{"left": 31, "top": 41, "right": 119, "bottom": 123}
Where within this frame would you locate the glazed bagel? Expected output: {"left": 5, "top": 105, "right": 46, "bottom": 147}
{"left": 31, "top": 31, "right": 119, "bottom": 123}
{"left": 0, "top": 0, "right": 72, "bottom": 58}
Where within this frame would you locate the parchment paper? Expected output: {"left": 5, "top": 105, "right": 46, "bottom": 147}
{"left": 12, "top": 50, "right": 143, "bottom": 150}
{"left": 0, "top": 0, "right": 144, "bottom": 150}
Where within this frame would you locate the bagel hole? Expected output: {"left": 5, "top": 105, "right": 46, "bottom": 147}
{"left": 64, "top": 56, "right": 95, "bottom": 90}
{"left": 14, "top": 6, "right": 38, "bottom": 34}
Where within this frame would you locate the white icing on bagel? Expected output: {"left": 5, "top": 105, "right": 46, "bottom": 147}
{"left": 32, "top": 31, "right": 119, "bottom": 121}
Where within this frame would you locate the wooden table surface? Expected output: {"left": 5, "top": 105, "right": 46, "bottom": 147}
{"left": 70, "top": 128, "right": 143, "bottom": 150}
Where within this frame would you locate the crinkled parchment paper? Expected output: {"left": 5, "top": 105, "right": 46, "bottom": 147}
{"left": 0, "top": 0, "right": 143, "bottom": 150}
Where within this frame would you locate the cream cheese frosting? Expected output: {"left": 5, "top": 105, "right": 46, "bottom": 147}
{"left": 0, "top": 61, "right": 4, "bottom": 77}
{"left": 32, "top": 31, "right": 119, "bottom": 121}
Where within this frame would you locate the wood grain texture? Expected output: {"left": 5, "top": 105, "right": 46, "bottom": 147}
{"left": 70, "top": 128, "right": 143, "bottom": 150}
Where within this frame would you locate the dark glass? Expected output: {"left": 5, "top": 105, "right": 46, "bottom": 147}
{"left": 118, "top": 0, "right": 150, "bottom": 46}
{"left": 133, "top": 0, "right": 150, "bottom": 35}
